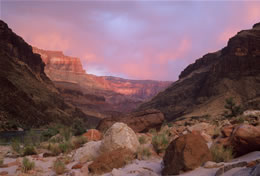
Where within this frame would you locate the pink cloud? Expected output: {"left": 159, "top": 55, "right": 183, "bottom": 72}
{"left": 245, "top": 3, "right": 260, "bottom": 24}
{"left": 3, "top": 1, "right": 260, "bottom": 81}
{"left": 217, "top": 28, "right": 239, "bottom": 44}
{"left": 158, "top": 38, "right": 192, "bottom": 64}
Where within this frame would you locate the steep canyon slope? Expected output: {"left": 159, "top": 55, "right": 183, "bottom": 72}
{"left": 139, "top": 23, "right": 260, "bottom": 121}
{"left": 33, "top": 47, "right": 171, "bottom": 118}
{"left": 0, "top": 20, "right": 93, "bottom": 130}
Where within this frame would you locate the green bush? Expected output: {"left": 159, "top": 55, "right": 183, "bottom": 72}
{"left": 22, "top": 157, "right": 35, "bottom": 173}
{"left": 210, "top": 145, "right": 233, "bottom": 163}
{"left": 11, "top": 139, "right": 22, "bottom": 154}
{"left": 237, "top": 116, "right": 245, "bottom": 124}
{"left": 0, "top": 158, "right": 4, "bottom": 167}
{"left": 148, "top": 128, "right": 157, "bottom": 135}
{"left": 138, "top": 136, "right": 146, "bottom": 145}
{"left": 136, "top": 147, "right": 151, "bottom": 160}
{"left": 50, "top": 144, "right": 62, "bottom": 156}
{"left": 223, "top": 97, "right": 243, "bottom": 118}
{"left": 152, "top": 133, "right": 169, "bottom": 154}
{"left": 42, "top": 126, "right": 60, "bottom": 139}
{"left": 23, "top": 145, "right": 37, "bottom": 156}
{"left": 71, "top": 136, "right": 88, "bottom": 149}
{"left": 72, "top": 119, "right": 86, "bottom": 136}
{"left": 53, "top": 159, "right": 66, "bottom": 175}
{"left": 59, "top": 128, "right": 72, "bottom": 142}
{"left": 58, "top": 142, "right": 72, "bottom": 153}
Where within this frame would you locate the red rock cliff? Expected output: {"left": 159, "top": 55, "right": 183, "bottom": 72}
{"left": 33, "top": 47, "right": 171, "bottom": 115}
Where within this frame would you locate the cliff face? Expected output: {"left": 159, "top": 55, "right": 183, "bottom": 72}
{"left": 33, "top": 48, "right": 171, "bottom": 117}
{"left": 33, "top": 47, "right": 85, "bottom": 74}
{"left": 139, "top": 23, "right": 260, "bottom": 121}
{"left": 0, "top": 20, "right": 95, "bottom": 130}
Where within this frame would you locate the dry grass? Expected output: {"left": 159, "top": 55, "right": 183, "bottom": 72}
{"left": 136, "top": 146, "right": 151, "bottom": 160}
{"left": 138, "top": 136, "right": 146, "bottom": 145}
{"left": 53, "top": 159, "right": 66, "bottom": 175}
{"left": 152, "top": 132, "right": 169, "bottom": 154}
{"left": 22, "top": 157, "right": 35, "bottom": 173}
{"left": 210, "top": 145, "right": 233, "bottom": 163}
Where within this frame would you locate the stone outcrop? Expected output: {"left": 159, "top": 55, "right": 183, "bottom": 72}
{"left": 139, "top": 22, "right": 260, "bottom": 121}
{"left": 100, "top": 123, "right": 140, "bottom": 153}
{"left": 88, "top": 147, "right": 135, "bottom": 175}
{"left": 162, "top": 132, "right": 212, "bottom": 175}
{"left": 97, "top": 109, "right": 165, "bottom": 133}
{"left": 230, "top": 124, "right": 260, "bottom": 156}
{"left": 0, "top": 20, "right": 90, "bottom": 130}
{"left": 73, "top": 141, "right": 102, "bottom": 163}
{"left": 33, "top": 47, "right": 86, "bottom": 74}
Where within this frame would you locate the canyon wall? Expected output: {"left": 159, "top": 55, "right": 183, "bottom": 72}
{"left": 139, "top": 22, "right": 260, "bottom": 121}
{"left": 33, "top": 47, "right": 171, "bottom": 118}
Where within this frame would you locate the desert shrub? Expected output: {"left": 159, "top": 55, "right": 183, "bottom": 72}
{"left": 210, "top": 145, "right": 233, "bottom": 163}
{"left": 167, "top": 123, "right": 173, "bottom": 127}
{"left": 136, "top": 147, "right": 151, "bottom": 160}
{"left": 223, "top": 97, "right": 243, "bottom": 118}
{"left": 162, "top": 120, "right": 174, "bottom": 128}
{"left": 23, "top": 145, "right": 37, "bottom": 156}
{"left": 152, "top": 133, "right": 169, "bottom": 154}
{"left": 138, "top": 136, "right": 146, "bottom": 145}
{"left": 59, "top": 127, "right": 72, "bottom": 142}
{"left": 11, "top": 139, "right": 22, "bottom": 154}
{"left": 58, "top": 142, "right": 72, "bottom": 153}
{"left": 72, "top": 119, "right": 86, "bottom": 136}
{"left": 71, "top": 136, "right": 87, "bottom": 149}
{"left": 50, "top": 144, "right": 62, "bottom": 156}
{"left": 148, "top": 128, "right": 157, "bottom": 135}
{"left": 0, "top": 158, "right": 4, "bottom": 167}
{"left": 42, "top": 125, "right": 60, "bottom": 140}
{"left": 49, "top": 134, "right": 64, "bottom": 143}
{"left": 61, "top": 155, "right": 72, "bottom": 164}
{"left": 22, "top": 157, "right": 35, "bottom": 173}
{"left": 237, "top": 116, "right": 245, "bottom": 124}
{"left": 53, "top": 159, "right": 66, "bottom": 175}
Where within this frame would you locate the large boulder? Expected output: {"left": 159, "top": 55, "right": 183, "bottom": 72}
{"left": 97, "top": 109, "right": 164, "bottom": 133}
{"left": 162, "top": 132, "right": 212, "bottom": 175}
{"left": 230, "top": 124, "right": 260, "bottom": 156}
{"left": 88, "top": 147, "right": 135, "bottom": 175}
{"left": 100, "top": 122, "right": 140, "bottom": 153}
{"left": 73, "top": 141, "right": 102, "bottom": 163}
{"left": 83, "top": 129, "right": 102, "bottom": 141}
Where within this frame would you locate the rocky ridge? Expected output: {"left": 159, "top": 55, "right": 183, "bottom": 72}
{"left": 0, "top": 20, "right": 92, "bottom": 130}
{"left": 139, "top": 23, "right": 260, "bottom": 121}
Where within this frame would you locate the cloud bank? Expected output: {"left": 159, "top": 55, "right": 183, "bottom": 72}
{"left": 1, "top": 1, "right": 260, "bottom": 81}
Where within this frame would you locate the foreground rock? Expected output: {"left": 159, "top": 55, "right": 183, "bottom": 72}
{"left": 230, "top": 124, "right": 260, "bottom": 156}
{"left": 162, "top": 132, "right": 212, "bottom": 175}
{"left": 97, "top": 109, "right": 165, "bottom": 133}
{"left": 100, "top": 123, "right": 140, "bottom": 153}
{"left": 88, "top": 148, "right": 135, "bottom": 175}
{"left": 73, "top": 141, "right": 102, "bottom": 163}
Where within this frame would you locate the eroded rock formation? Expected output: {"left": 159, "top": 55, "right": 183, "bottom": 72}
{"left": 139, "top": 22, "right": 260, "bottom": 121}
{"left": 0, "top": 20, "right": 92, "bottom": 130}
{"left": 33, "top": 47, "right": 171, "bottom": 120}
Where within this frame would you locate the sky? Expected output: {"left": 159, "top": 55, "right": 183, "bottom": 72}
{"left": 1, "top": 0, "right": 260, "bottom": 81}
